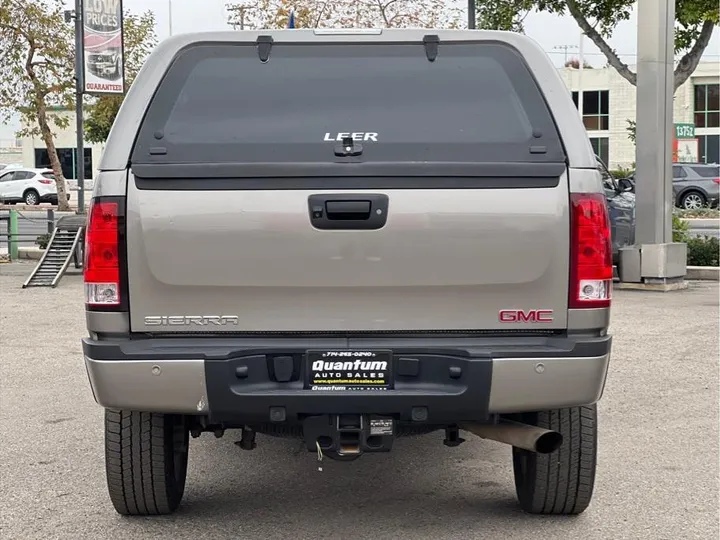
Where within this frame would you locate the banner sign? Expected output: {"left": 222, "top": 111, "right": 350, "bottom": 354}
{"left": 82, "top": 0, "right": 124, "bottom": 94}
{"left": 673, "top": 138, "right": 699, "bottom": 163}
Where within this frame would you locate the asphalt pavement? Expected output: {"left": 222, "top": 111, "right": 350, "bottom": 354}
{"left": 0, "top": 262, "right": 718, "bottom": 539}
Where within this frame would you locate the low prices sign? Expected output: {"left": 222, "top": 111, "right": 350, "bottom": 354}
{"left": 82, "top": 0, "right": 124, "bottom": 94}
{"left": 673, "top": 123, "right": 698, "bottom": 163}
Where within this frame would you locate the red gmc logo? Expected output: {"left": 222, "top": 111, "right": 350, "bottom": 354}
{"left": 499, "top": 309, "right": 554, "bottom": 323}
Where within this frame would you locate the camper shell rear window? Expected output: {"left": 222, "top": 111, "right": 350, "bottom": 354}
{"left": 131, "top": 41, "right": 566, "bottom": 168}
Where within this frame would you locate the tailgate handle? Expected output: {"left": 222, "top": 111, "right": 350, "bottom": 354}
{"left": 325, "top": 200, "right": 371, "bottom": 220}
{"left": 308, "top": 194, "right": 389, "bottom": 231}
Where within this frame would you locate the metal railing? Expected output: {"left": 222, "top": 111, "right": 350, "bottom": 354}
{"left": 0, "top": 208, "right": 57, "bottom": 261}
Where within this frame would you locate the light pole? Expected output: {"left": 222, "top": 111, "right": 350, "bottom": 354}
{"left": 168, "top": 0, "right": 173, "bottom": 35}
{"left": 65, "top": 0, "right": 86, "bottom": 214}
{"left": 467, "top": 0, "right": 475, "bottom": 29}
{"left": 620, "top": 0, "right": 685, "bottom": 288}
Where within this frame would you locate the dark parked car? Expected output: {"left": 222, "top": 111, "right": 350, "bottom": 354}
{"left": 596, "top": 156, "right": 635, "bottom": 262}
{"left": 624, "top": 163, "right": 720, "bottom": 210}
{"left": 672, "top": 163, "right": 719, "bottom": 209}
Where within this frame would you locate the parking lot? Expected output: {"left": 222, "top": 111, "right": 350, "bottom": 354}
{"left": 0, "top": 261, "right": 717, "bottom": 540}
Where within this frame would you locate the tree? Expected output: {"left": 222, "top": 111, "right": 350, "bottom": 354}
{"left": 85, "top": 10, "right": 157, "bottom": 144}
{"left": 227, "top": 0, "right": 463, "bottom": 30}
{"left": 626, "top": 119, "right": 636, "bottom": 144}
{"left": 0, "top": 0, "right": 73, "bottom": 210}
{"left": 475, "top": 0, "right": 719, "bottom": 91}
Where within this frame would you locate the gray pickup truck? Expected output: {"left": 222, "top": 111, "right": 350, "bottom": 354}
{"left": 82, "top": 29, "right": 613, "bottom": 517}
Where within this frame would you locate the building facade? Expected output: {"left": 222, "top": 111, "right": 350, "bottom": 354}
{"left": 20, "top": 109, "right": 104, "bottom": 183}
{"left": 559, "top": 61, "right": 719, "bottom": 170}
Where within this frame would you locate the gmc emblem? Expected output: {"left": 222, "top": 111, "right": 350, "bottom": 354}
{"left": 499, "top": 309, "right": 554, "bottom": 323}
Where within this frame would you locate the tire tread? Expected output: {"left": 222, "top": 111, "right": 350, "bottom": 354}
{"left": 513, "top": 404, "right": 597, "bottom": 515}
{"left": 104, "top": 409, "right": 187, "bottom": 516}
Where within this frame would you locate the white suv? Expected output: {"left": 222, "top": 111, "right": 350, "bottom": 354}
{"left": 0, "top": 167, "right": 70, "bottom": 205}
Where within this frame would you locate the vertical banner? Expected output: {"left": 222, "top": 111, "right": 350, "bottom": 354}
{"left": 83, "top": 0, "right": 124, "bottom": 94}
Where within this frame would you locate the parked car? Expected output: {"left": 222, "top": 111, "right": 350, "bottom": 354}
{"left": 83, "top": 29, "right": 614, "bottom": 517}
{"left": 595, "top": 156, "right": 636, "bottom": 262}
{"left": 0, "top": 167, "right": 70, "bottom": 205}
{"left": 624, "top": 163, "right": 720, "bottom": 210}
{"left": 672, "top": 163, "right": 719, "bottom": 209}
{"left": 0, "top": 163, "right": 23, "bottom": 171}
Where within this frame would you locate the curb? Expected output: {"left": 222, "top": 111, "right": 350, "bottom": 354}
{"left": 18, "top": 247, "right": 44, "bottom": 260}
{"left": 681, "top": 218, "right": 720, "bottom": 229}
{"left": 0, "top": 204, "right": 79, "bottom": 212}
{"left": 686, "top": 266, "right": 720, "bottom": 281}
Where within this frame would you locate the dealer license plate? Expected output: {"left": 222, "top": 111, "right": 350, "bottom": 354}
{"left": 305, "top": 350, "right": 393, "bottom": 391}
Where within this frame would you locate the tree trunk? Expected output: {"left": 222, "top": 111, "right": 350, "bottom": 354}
{"left": 36, "top": 99, "right": 71, "bottom": 212}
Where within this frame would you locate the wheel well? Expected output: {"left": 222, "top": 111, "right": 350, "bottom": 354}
{"left": 677, "top": 188, "right": 707, "bottom": 206}
{"left": 679, "top": 188, "right": 706, "bottom": 199}
{"left": 23, "top": 188, "right": 39, "bottom": 197}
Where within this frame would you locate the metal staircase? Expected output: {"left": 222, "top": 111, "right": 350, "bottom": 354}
{"left": 23, "top": 217, "right": 85, "bottom": 288}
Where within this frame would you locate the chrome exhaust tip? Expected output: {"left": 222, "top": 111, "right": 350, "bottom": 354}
{"left": 460, "top": 420, "right": 563, "bottom": 454}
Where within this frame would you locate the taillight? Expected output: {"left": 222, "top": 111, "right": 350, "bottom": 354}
{"left": 712, "top": 178, "right": 720, "bottom": 184}
{"left": 84, "top": 199, "right": 121, "bottom": 306}
{"left": 38, "top": 179, "right": 53, "bottom": 185}
{"left": 569, "top": 193, "right": 613, "bottom": 308}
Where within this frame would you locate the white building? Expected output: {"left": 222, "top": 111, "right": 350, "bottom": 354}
{"left": 20, "top": 107, "right": 104, "bottom": 183}
{"left": 559, "top": 61, "right": 719, "bottom": 170}
{"left": 18, "top": 62, "right": 720, "bottom": 174}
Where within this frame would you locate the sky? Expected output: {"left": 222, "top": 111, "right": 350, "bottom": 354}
{"left": 1, "top": 0, "right": 719, "bottom": 140}
{"left": 125, "top": 0, "right": 720, "bottom": 67}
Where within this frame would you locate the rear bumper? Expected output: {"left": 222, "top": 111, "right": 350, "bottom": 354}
{"left": 82, "top": 334, "right": 611, "bottom": 424}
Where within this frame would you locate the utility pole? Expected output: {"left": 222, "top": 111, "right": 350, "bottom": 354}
{"left": 467, "top": 0, "right": 475, "bottom": 29}
{"left": 552, "top": 44, "right": 577, "bottom": 65}
{"left": 577, "top": 33, "right": 584, "bottom": 126}
{"left": 228, "top": 5, "right": 245, "bottom": 30}
{"left": 619, "top": 0, "right": 686, "bottom": 288}
{"left": 74, "top": 0, "right": 85, "bottom": 214}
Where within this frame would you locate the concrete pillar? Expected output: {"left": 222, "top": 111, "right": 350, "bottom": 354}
{"left": 619, "top": 0, "right": 687, "bottom": 290}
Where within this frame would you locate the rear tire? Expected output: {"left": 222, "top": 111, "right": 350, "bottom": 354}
{"left": 512, "top": 405, "right": 597, "bottom": 515}
{"left": 105, "top": 410, "right": 189, "bottom": 516}
{"left": 679, "top": 190, "right": 706, "bottom": 210}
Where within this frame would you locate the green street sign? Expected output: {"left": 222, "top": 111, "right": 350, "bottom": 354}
{"left": 675, "top": 123, "right": 695, "bottom": 139}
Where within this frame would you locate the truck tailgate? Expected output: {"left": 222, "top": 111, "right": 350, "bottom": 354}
{"left": 126, "top": 178, "right": 569, "bottom": 332}
{"left": 123, "top": 39, "right": 572, "bottom": 333}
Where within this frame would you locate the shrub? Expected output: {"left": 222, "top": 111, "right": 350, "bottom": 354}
{"left": 674, "top": 207, "right": 720, "bottom": 219}
{"left": 35, "top": 233, "right": 50, "bottom": 249}
{"left": 672, "top": 214, "right": 690, "bottom": 244}
{"left": 609, "top": 167, "right": 634, "bottom": 179}
{"left": 687, "top": 236, "right": 719, "bottom": 267}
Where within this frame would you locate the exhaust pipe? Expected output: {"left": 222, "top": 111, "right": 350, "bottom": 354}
{"left": 460, "top": 420, "right": 563, "bottom": 454}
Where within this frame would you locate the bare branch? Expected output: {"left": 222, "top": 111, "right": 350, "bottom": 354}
{"left": 565, "top": 0, "right": 637, "bottom": 86}
{"left": 376, "top": 0, "right": 391, "bottom": 26}
{"left": 673, "top": 20, "right": 715, "bottom": 90}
